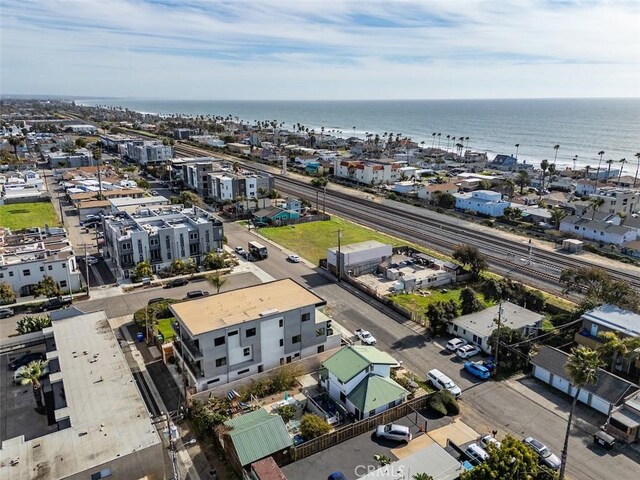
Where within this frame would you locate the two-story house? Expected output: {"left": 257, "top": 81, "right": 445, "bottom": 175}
{"left": 453, "top": 190, "right": 510, "bottom": 217}
{"left": 320, "top": 346, "right": 407, "bottom": 420}
{"left": 169, "top": 279, "right": 341, "bottom": 392}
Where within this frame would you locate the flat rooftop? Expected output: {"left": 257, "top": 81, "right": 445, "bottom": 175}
{"left": 582, "top": 304, "right": 640, "bottom": 337}
{"left": 171, "top": 278, "right": 326, "bottom": 336}
{"left": 0, "top": 311, "right": 161, "bottom": 479}
{"left": 328, "top": 240, "right": 390, "bottom": 254}
{"left": 109, "top": 195, "right": 169, "bottom": 209}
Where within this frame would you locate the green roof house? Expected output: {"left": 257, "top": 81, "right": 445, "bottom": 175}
{"left": 223, "top": 408, "right": 293, "bottom": 472}
{"left": 321, "top": 345, "right": 407, "bottom": 420}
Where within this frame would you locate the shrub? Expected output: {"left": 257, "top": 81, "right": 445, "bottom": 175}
{"left": 300, "top": 414, "right": 331, "bottom": 439}
{"left": 438, "top": 390, "right": 460, "bottom": 416}
{"left": 277, "top": 404, "right": 297, "bottom": 423}
{"left": 427, "top": 394, "right": 448, "bottom": 416}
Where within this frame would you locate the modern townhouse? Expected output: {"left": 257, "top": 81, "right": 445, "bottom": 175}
{"left": 46, "top": 148, "right": 94, "bottom": 168}
{"left": 125, "top": 141, "right": 173, "bottom": 165}
{"left": 182, "top": 159, "right": 224, "bottom": 197}
{"left": 208, "top": 171, "right": 274, "bottom": 202}
{"left": 103, "top": 205, "right": 223, "bottom": 279}
{"left": 0, "top": 229, "right": 82, "bottom": 297}
{"left": 169, "top": 278, "right": 341, "bottom": 392}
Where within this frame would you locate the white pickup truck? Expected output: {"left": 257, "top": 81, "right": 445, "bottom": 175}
{"left": 354, "top": 329, "right": 377, "bottom": 345}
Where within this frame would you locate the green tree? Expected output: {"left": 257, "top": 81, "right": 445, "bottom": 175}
{"left": 373, "top": 454, "right": 392, "bottom": 467}
{"left": 92, "top": 146, "right": 102, "bottom": 161}
{"left": 540, "top": 159, "right": 549, "bottom": 193}
{"left": 425, "top": 300, "right": 458, "bottom": 335}
{"left": 131, "top": 261, "right": 152, "bottom": 282}
{"left": 300, "top": 413, "right": 331, "bottom": 439}
{"left": 516, "top": 170, "right": 530, "bottom": 195}
{"left": 8, "top": 136, "right": 24, "bottom": 159}
{"left": 0, "top": 282, "right": 16, "bottom": 304}
{"left": 16, "top": 315, "right": 52, "bottom": 335}
{"left": 203, "top": 252, "right": 225, "bottom": 270}
{"left": 559, "top": 347, "right": 603, "bottom": 480}
{"left": 460, "top": 287, "right": 483, "bottom": 315}
{"left": 560, "top": 267, "right": 640, "bottom": 312}
{"left": 589, "top": 197, "right": 605, "bottom": 221}
{"left": 170, "top": 259, "right": 186, "bottom": 275}
{"left": 276, "top": 404, "right": 296, "bottom": 423}
{"left": 412, "top": 474, "right": 434, "bottom": 480}
{"left": 137, "top": 178, "right": 150, "bottom": 189}
{"left": 488, "top": 326, "right": 531, "bottom": 374}
{"left": 206, "top": 271, "right": 227, "bottom": 294}
{"left": 460, "top": 435, "right": 540, "bottom": 480}
{"left": 452, "top": 244, "right": 487, "bottom": 278}
{"left": 478, "top": 179, "right": 492, "bottom": 190}
{"left": 32, "top": 276, "right": 62, "bottom": 298}
{"left": 19, "top": 360, "right": 49, "bottom": 413}
{"left": 179, "top": 191, "right": 204, "bottom": 208}
{"left": 550, "top": 207, "right": 567, "bottom": 230}
{"left": 433, "top": 191, "right": 456, "bottom": 209}
{"left": 75, "top": 138, "right": 87, "bottom": 148}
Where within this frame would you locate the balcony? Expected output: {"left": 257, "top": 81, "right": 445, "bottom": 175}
{"left": 171, "top": 322, "right": 203, "bottom": 359}
{"left": 174, "top": 345, "right": 204, "bottom": 379}
{"left": 574, "top": 330, "right": 604, "bottom": 349}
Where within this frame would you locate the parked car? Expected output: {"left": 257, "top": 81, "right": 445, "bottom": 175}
{"left": 14, "top": 361, "right": 49, "bottom": 384}
{"left": 456, "top": 344, "right": 481, "bottom": 359}
{"left": 479, "top": 434, "right": 502, "bottom": 450}
{"left": 523, "top": 437, "right": 562, "bottom": 470}
{"left": 327, "top": 473, "right": 348, "bottom": 480}
{"left": 427, "top": 369, "right": 462, "bottom": 398}
{"left": 287, "top": 254, "right": 301, "bottom": 263}
{"left": 151, "top": 190, "right": 159, "bottom": 195}
{"left": 164, "top": 278, "right": 189, "bottom": 289}
{"left": 39, "top": 296, "right": 72, "bottom": 312}
{"left": 0, "top": 307, "right": 15, "bottom": 319}
{"left": 354, "top": 328, "right": 377, "bottom": 345}
{"left": 86, "top": 255, "right": 99, "bottom": 265}
{"left": 464, "top": 361, "right": 491, "bottom": 380}
{"left": 185, "top": 290, "right": 210, "bottom": 299}
{"left": 9, "top": 352, "right": 45, "bottom": 370}
{"left": 446, "top": 338, "right": 468, "bottom": 352}
{"left": 234, "top": 246, "right": 246, "bottom": 256}
{"left": 375, "top": 423, "right": 412, "bottom": 443}
{"left": 465, "top": 444, "right": 489, "bottom": 463}
{"left": 147, "top": 297, "right": 165, "bottom": 305}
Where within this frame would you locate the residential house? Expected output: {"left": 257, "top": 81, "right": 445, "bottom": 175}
{"left": 252, "top": 206, "right": 300, "bottom": 226}
{"left": 592, "top": 187, "right": 640, "bottom": 216}
{"left": 209, "top": 171, "right": 274, "bottom": 202}
{"left": 174, "top": 128, "right": 197, "bottom": 140}
{"left": 169, "top": 279, "right": 341, "bottom": 392}
{"left": 559, "top": 216, "right": 638, "bottom": 246}
{"left": 226, "top": 143, "right": 252, "bottom": 154}
{"left": 103, "top": 205, "right": 224, "bottom": 279}
{"left": 0, "top": 309, "right": 164, "bottom": 480}
{"left": 327, "top": 240, "right": 393, "bottom": 277}
{"left": 453, "top": 190, "right": 510, "bottom": 217}
{"left": 320, "top": 345, "right": 407, "bottom": 420}
{"left": 67, "top": 124, "right": 97, "bottom": 134}
{"left": 487, "top": 154, "right": 519, "bottom": 171}
{"left": 447, "top": 302, "right": 544, "bottom": 353}
{"left": 99, "top": 133, "right": 140, "bottom": 152}
{"left": 126, "top": 141, "right": 173, "bottom": 165}
{"left": 606, "top": 390, "right": 640, "bottom": 443}
{"left": 531, "top": 345, "right": 639, "bottom": 415}
{"left": 417, "top": 182, "right": 459, "bottom": 202}
{"left": 575, "top": 179, "right": 598, "bottom": 196}
{"left": 222, "top": 408, "right": 292, "bottom": 473}
{"left": 46, "top": 148, "right": 94, "bottom": 168}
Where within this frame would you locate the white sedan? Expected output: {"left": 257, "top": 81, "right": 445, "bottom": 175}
{"left": 456, "top": 344, "right": 481, "bottom": 359}
{"left": 86, "top": 256, "right": 99, "bottom": 265}
{"left": 287, "top": 254, "right": 301, "bottom": 263}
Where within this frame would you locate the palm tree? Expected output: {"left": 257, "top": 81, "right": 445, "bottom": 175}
{"left": 516, "top": 170, "right": 530, "bottom": 194}
{"left": 595, "top": 150, "right": 605, "bottom": 187}
{"left": 206, "top": 271, "right": 227, "bottom": 294}
{"left": 605, "top": 159, "right": 614, "bottom": 183}
{"left": 540, "top": 159, "right": 549, "bottom": 194}
{"left": 553, "top": 144, "right": 560, "bottom": 165}
{"left": 551, "top": 207, "right": 567, "bottom": 230}
{"left": 412, "top": 474, "right": 434, "bottom": 480}
{"left": 8, "top": 135, "right": 24, "bottom": 159}
{"left": 515, "top": 143, "right": 520, "bottom": 159}
{"left": 436, "top": 132, "right": 441, "bottom": 149}
{"left": 598, "top": 331, "right": 629, "bottom": 370}
{"left": 590, "top": 197, "right": 605, "bottom": 220}
{"left": 634, "top": 153, "right": 640, "bottom": 188}
{"left": 617, "top": 158, "right": 627, "bottom": 185}
{"left": 20, "top": 360, "right": 48, "bottom": 413}
{"left": 559, "top": 346, "right": 602, "bottom": 480}
{"left": 446, "top": 135, "right": 451, "bottom": 152}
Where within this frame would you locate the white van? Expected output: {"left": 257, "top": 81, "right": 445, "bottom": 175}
{"left": 465, "top": 444, "right": 489, "bottom": 463}
{"left": 427, "top": 369, "right": 462, "bottom": 398}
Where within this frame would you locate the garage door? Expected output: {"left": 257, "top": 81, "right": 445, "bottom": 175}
{"left": 551, "top": 375, "right": 570, "bottom": 394}
{"left": 533, "top": 366, "right": 551, "bottom": 383}
{"left": 589, "top": 395, "right": 611, "bottom": 414}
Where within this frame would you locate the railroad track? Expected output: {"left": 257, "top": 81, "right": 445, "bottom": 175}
{"left": 172, "top": 143, "right": 640, "bottom": 291}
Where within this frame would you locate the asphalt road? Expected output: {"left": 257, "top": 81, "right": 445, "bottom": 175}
{"left": 223, "top": 221, "right": 640, "bottom": 480}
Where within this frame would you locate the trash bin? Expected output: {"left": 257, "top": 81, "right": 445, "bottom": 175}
{"left": 136, "top": 332, "right": 144, "bottom": 342}
{"left": 593, "top": 429, "right": 616, "bottom": 450}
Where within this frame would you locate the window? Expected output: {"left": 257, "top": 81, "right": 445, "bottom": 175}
{"left": 62, "top": 263, "right": 66, "bottom": 269}
{"left": 179, "top": 234, "right": 185, "bottom": 257}
{"left": 301, "top": 313, "right": 311, "bottom": 322}
{"left": 23, "top": 269, "right": 30, "bottom": 276}
{"left": 238, "top": 368, "right": 250, "bottom": 375}
{"left": 245, "top": 328, "right": 256, "bottom": 338}
{"left": 40, "top": 266, "right": 45, "bottom": 272}
{"left": 243, "top": 347, "right": 251, "bottom": 357}
{"left": 228, "top": 330, "right": 238, "bottom": 336}
{"left": 279, "top": 319, "right": 283, "bottom": 328}
{"left": 340, "top": 392, "right": 346, "bottom": 402}
{"left": 48, "top": 265, "right": 53, "bottom": 271}
{"left": 279, "top": 339, "right": 284, "bottom": 347}
{"left": 9, "top": 271, "right": 13, "bottom": 277}
{"left": 215, "top": 357, "right": 227, "bottom": 367}
{"left": 90, "top": 468, "right": 112, "bottom": 480}
{"left": 190, "top": 233, "right": 198, "bottom": 240}
{"left": 60, "top": 280, "right": 67, "bottom": 288}
{"left": 317, "top": 345, "right": 324, "bottom": 354}
{"left": 207, "top": 378, "right": 220, "bottom": 385}
{"left": 315, "top": 328, "right": 325, "bottom": 337}
{"left": 0, "top": 273, "right": 3, "bottom": 278}
{"left": 214, "top": 336, "right": 225, "bottom": 346}
{"left": 292, "top": 334, "right": 301, "bottom": 344}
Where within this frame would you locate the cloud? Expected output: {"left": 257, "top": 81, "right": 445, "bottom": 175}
{"left": 1, "top": 0, "right": 639, "bottom": 99}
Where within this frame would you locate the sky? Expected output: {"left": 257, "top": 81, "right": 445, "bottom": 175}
{"left": 1, "top": 0, "right": 639, "bottom": 100}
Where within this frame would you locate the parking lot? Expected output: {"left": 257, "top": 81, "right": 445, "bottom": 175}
{"left": 0, "top": 347, "right": 57, "bottom": 444}
{"left": 281, "top": 409, "right": 452, "bottom": 480}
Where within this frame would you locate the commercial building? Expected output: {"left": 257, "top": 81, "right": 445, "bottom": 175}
{"left": 321, "top": 345, "right": 407, "bottom": 420}
{"left": 453, "top": 190, "right": 510, "bottom": 217}
{"left": 448, "top": 302, "right": 544, "bottom": 353}
{"left": 327, "top": 240, "right": 393, "bottom": 277}
{"left": 208, "top": 171, "right": 275, "bottom": 202}
{"left": 125, "top": 141, "right": 173, "bottom": 165}
{"left": 0, "top": 228, "right": 82, "bottom": 297}
{"left": 169, "top": 278, "right": 341, "bottom": 392}
{"left": 0, "top": 310, "right": 164, "bottom": 480}
{"left": 103, "top": 205, "right": 223, "bottom": 279}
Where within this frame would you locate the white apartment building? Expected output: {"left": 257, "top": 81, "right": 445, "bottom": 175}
{"left": 169, "top": 279, "right": 341, "bottom": 392}
{"left": 125, "top": 141, "right": 174, "bottom": 165}
{"left": 333, "top": 159, "right": 403, "bottom": 185}
{"left": 103, "top": 205, "right": 224, "bottom": 279}
{"left": 559, "top": 216, "right": 638, "bottom": 245}
{"left": 592, "top": 187, "right": 640, "bottom": 216}
{"left": 453, "top": 190, "right": 510, "bottom": 217}
{"left": 0, "top": 230, "right": 82, "bottom": 297}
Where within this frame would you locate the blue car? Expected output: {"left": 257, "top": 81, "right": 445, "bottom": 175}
{"left": 464, "top": 361, "right": 491, "bottom": 380}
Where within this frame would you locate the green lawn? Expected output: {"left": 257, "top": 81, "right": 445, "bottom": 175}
{"left": 390, "top": 286, "right": 493, "bottom": 316}
{"left": 258, "top": 217, "right": 443, "bottom": 265}
{"left": 0, "top": 202, "right": 59, "bottom": 230}
{"left": 156, "top": 318, "right": 176, "bottom": 343}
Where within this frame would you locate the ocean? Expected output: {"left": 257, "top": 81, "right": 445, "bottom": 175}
{"left": 79, "top": 98, "right": 640, "bottom": 173}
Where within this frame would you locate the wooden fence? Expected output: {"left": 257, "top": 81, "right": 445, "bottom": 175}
{"left": 290, "top": 393, "right": 433, "bottom": 462}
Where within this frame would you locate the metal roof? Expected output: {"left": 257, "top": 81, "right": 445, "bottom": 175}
{"left": 224, "top": 409, "right": 292, "bottom": 466}
{"left": 347, "top": 374, "right": 408, "bottom": 413}
{"left": 322, "top": 346, "right": 398, "bottom": 384}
